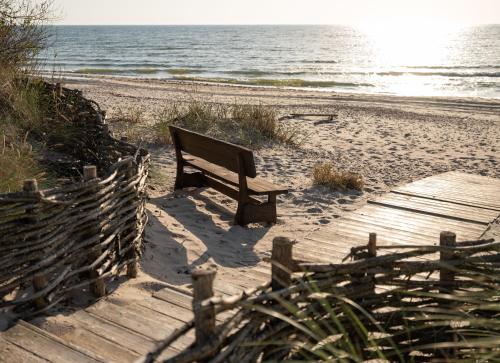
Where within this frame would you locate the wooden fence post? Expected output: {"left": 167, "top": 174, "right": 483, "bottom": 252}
{"left": 84, "top": 166, "right": 106, "bottom": 297}
{"left": 439, "top": 231, "right": 458, "bottom": 359}
{"left": 192, "top": 269, "right": 216, "bottom": 345}
{"left": 368, "top": 233, "right": 377, "bottom": 257}
{"left": 125, "top": 158, "right": 139, "bottom": 278}
{"left": 271, "top": 237, "right": 294, "bottom": 291}
{"left": 55, "top": 82, "right": 62, "bottom": 98}
{"left": 439, "top": 231, "right": 456, "bottom": 293}
{"left": 24, "top": 179, "right": 48, "bottom": 310}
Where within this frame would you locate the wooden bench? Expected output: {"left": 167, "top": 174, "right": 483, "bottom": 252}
{"left": 169, "top": 126, "right": 288, "bottom": 226}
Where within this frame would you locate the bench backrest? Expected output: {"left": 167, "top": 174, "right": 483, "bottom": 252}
{"left": 169, "top": 126, "right": 257, "bottom": 178}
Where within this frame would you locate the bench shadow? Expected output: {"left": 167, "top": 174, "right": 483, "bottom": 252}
{"left": 145, "top": 189, "right": 269, "bottom": 286}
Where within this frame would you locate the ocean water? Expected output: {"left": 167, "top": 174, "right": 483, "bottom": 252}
{"left": 41, "top": 25, "right": 500, "bottom": 99}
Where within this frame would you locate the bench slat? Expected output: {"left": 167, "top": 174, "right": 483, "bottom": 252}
{"left": 184, "top": 155, "right": 288, "bottom": 196}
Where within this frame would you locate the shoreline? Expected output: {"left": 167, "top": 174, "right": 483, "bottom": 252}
{"left": 46, "top": 72, "right": 500, "bottom": 109}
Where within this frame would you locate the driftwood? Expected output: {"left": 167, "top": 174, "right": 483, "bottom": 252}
{"left": 0, "top": 82, "right": 150, "bottom": 322}
{"left": 143, "top": 235, "right": 500, "bottom": 362}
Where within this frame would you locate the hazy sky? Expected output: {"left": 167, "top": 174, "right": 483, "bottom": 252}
{"left": 53, "top": 0, "right": 500, "bottom": 25}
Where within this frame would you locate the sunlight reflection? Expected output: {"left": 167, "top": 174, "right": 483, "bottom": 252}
{"left": 359, "top": 20, "right": 459, "bottom": 67}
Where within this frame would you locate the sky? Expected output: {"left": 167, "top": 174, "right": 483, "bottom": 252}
{"left": 52, "top": 0, "right": 500, "bottom": 26}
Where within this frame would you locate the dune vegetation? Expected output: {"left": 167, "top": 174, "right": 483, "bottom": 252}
{"left": 0, "top": 0, "right": 54, "bottom": 192}
{"left": 153, "top": 98, "right": 302, "bottom": 147}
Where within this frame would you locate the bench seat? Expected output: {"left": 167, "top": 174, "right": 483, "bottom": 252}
{"left": 184, "top": 155, "right": 288, "bottom": 196}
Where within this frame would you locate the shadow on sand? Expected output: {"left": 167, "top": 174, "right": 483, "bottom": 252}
{"left": 141, "top": 189, "right": 270, "bottom": 286}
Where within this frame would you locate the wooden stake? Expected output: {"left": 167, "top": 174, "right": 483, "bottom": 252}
{"left": 271, "top": 237, "right": 294, "bottom": 291}
{"left": 439, "top": 231, "right": 457, "bottom": 293}
{"left": 33, "top": 273, "right": 48, "bottom": 310}
{"left": 24, "top": 179, "right": 48, "bottom": 309}
{"left": 192, "top": 269, "right": 216, "bottom": 345}
{"left": 23, "top": 179, "right": 38, "bottom": 193}
{"left": 439, "top": 231, "right": 458, "bottom": 360}
{"left": 368, "top": 233, "right": 377, "bottom": 257}
{"left": 56, "top": 82, "right": 62, "bottom": 98}
{"left": 83, "top": 165, "right": 97, "bottom": 180}
{"left": 125, "top": 159, "right": 139, "bottom": 278}
{"left": 84, "top": 166, "right": 106, "bottom": 297}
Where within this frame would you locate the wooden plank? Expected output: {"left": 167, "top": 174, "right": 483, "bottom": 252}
{"left": 136, "top": 297, "right": 194, "bottom": 323}
{"left": 71, "top": 311, "right": 157, "bottom": 355}
{"left": 86, "top": 302, "right": 184, "bottom": 344}
{"left": 0, "top": 336, "right": 50, "bottom": 363}
{"left": 394, "top": 172, "right": 500, "bottom": 210}
{"left": 170, "top": 126, "right": 257, "bottom": 177}
{"left": 31, "top": 319, "right": 139, "bottom": 363}
{"left": 185, "top": 155, "right": 288, "bottom": 195}
{"left": 372, "top": 193, "right": 497, "bottom": 224}
{"left": 153, "top": 287, "right": 193, "bottom": 311}
{"left": 2, "top": 322, "right": 103, "bottom": 363}
{"left": 348, "top": 208, "right": 486, "bottom": 236}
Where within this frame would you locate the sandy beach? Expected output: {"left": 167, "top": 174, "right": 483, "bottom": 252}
{"left": 60, "top": 75, "right": 500, "bottom": 294}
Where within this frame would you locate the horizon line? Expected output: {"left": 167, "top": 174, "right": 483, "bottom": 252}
{"left": 52, "top": 22, "right": 499, "bottom": 27}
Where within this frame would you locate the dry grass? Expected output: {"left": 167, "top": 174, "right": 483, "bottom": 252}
{"left": 106, "top": 106, "right": 147, "bottom": 145}
{"left": 109, "top": 106, "right": 146, "bottom": 124}
{"left": 312, "top": 162, "right": 364, "bottom": 191}
{"left": 0, "top": 71, "right": 50, "bottom": 192}
{"left": 0, "top": 131, "right": 47, "bottom": 192}
{"left": 153, "top": 99, "right": 302, "bottom": 147}
{"left": 0, "top": 0, "right": 54, "bottom": 193}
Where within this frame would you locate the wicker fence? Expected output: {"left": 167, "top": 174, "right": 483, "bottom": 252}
{"left": 0, "top": 83, "right": 150, "bottom": 321}
{"left": 143, "top": 232, "right": 500, "bottom": 363}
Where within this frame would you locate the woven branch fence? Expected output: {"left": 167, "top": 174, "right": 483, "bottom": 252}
{"left": 0, "top": 82, "right": 150, "bottom": 321}
{"left": 143, "top": 232, "right": 500, "bottom": 363}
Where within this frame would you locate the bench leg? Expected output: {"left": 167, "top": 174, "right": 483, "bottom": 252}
{"left": 174, "top": 160, "right": 184, "bottom": 190}
{"left": 235, "top": 195, "right": 278, "bottom": 226}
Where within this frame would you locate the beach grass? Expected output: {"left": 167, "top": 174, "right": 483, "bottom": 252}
{"left": 153, "top": 98, "right": 302, "bottom": 147}
{"left": 312, "top": 162, "right": 364, "bottom": 191}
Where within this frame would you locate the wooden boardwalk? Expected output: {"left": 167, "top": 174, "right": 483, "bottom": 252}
{"left": 1, "top": 171, "right": 499, "bottom": 362}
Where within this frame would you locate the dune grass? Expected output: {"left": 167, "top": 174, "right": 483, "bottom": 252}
{"left": 312, "top": 162, "right": 364, "bottom": 191}
{"left": 0, "top": 0, "right": 55, "bottom": 192}
{"left": 153, "top": 98, "right": 302, "bottom": 147}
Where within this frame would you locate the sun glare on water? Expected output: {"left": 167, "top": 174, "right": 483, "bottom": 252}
{"left": 356, "top": 20, "right": 464, "bottom": 96}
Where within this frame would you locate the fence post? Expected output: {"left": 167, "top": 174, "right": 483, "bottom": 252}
{"left": 24, "top": 179, "right": 48, "bottom": 310}
{"left": 368, "top": 233, "right": 377, "bottom": 257}
{"left": 125, "top": 158, "right": 139, "bottom": 278}
{"left": 84, "top": 166, "right": 106, "bottom": 297}
{"left": 439, "top": 231, "right": 457, "bottom": 359}
{"left": 192, "top": 269, "right": 216, "bottom": 345}
{"left": 439, "top": 231, "right": 456, "bottom": 293}
{"left": 271, "top": 237, "right": 294, "bottom": 291}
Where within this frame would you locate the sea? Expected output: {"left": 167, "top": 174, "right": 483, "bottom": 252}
{"left": 41, "top": 25, "right": 500, "bottom": 99}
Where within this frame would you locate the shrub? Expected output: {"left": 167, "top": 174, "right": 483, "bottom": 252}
{"left": 0, "top": 0, "right": 54, "bottom": 192}
{"left": 153, "top": 98, "right": 301, "bottom": 147}
{"left": 312, "top": 162, "right": 364, "bottom": 191}
{"left": 0, "top": 0, "right": 52, "bottom": 68}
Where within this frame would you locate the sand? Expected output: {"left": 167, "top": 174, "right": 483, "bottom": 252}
{"left": 60, "top": 74, "right": 500, "bottom": 294}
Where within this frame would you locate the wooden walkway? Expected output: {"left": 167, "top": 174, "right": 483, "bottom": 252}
{"left": 1, "top": 171, "right": 499, "bottom": 362}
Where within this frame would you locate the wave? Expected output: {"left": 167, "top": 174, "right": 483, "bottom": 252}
{"left": 173, "top": 76, "right": 373, "bottom": 88}
{"left": 374, "top": 71, "right": 500, "bottom": 78}
{"left": 73, "top": 68, "right": 160, "bottom": 75}
{"left": 406, "top": 65, "right": 500, "bottom": 70}
{"left": 305, "top": 60, "right": 339, "bottom": 64}
{"left": 167, "top": 68, "right": 203, "bottom": 75}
